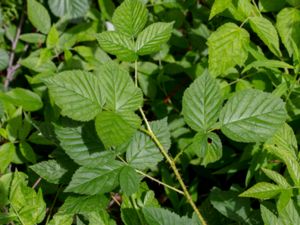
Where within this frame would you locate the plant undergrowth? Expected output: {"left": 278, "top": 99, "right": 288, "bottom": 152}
{"left": 1, "top": 0, "right": 300, "bottom": 224}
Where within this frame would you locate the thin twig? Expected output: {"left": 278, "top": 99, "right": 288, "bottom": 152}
{"left": 32, "top": 177, "right": 42, "bottom": 189}
{"left": 4, "top": 6, "right": 26, "bottom": 91}
{"left": 45, "top": 186, "right": 62, "bottom": 225}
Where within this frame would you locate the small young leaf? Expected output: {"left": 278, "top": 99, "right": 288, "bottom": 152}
{"left": 239, "top": 182, "right": 282, "bottom": 199}
{"left": 242, "top": 59, "right": 293, "bottom": 73}
{"left": 219, "top": 89, "right": 286, "bottom": 142}
{"left": 276, "top": 8, "right": 300, "bottom": 56}
{"left": 95, "top": 111, "right": 141, "bottom": 148}
{"left": 112, "top": 0, "right": 148, "bottom": 37}
{"left": 208, "top": 22, "right": 250, "bottom": 76}
{"left": 47, "top": 26, "right": 59, "bottom": 49}
{"left": 182, "top": 73, "right": 222, "bottom": 132}
{"left": 249, "top": 16, "right": 281, "bottom": 57}
{"left": 97, "top": 31, "right": 137, "bottom": 61}
{"left": 136, "top": 22, "right": 174, "bottom": 55}
{"left": 20, "top": 33, "right": 46, "bottom": 44}
{"left": 30, "top": 160, "right": 68, "bottom": 184}
{"left": 119, "top": 166, "right": 140, "bottom": 195}
{"left": 27, "top": 0, "right": 51, "bottom": 34}
{"left": 19, "top": 141, "right": 36, "bottom": 163}
{"left": 188, "top": 132, "right": 222, "bottom": 166}
{"left": 65, "top": 161, "right": 123, "bottom": 195}
{"left": 44, "top": 70, "right": 105, "bottom": 121}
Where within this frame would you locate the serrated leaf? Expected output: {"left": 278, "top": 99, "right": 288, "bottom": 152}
{"left": 97, "top": 32, "right": 137, "bottom": 61}
{"left": 54, "top": 123, "right": 114, "bottom": 167}
{"left": 44, "top": 70, "right": 105, "bottom": 121}
{"left": 240, "top": 182, "right": 282, "bottom": 199}
{"left": 0, "top": 88, "right": 43, "bottom": 111}
{"left": 266, "top": 123, "right": 298, "bottom": 155}
{"left": 95, "top": 111, "right": 141, "bottom": 148}
{"left": 261, "top": 168, "right": 290, "bottom": 188}
{"left": 48, "top": 215, "right": 73, "bottom": 225}
{"left": 142, "top": 207, "right": 193, "bottom": 225}
{"left": 30, "top": 160, "right": 68, "bottom": 184}
{"left": 249, "top": 16, "right": 281, "bottom": 57}
{"left": 136, "top": 22, "right": 173, "bottom": 55}
{"left": 112, "top": 0, "right": 148, "bottom": 37}
{"left": 27, "top": 0, "right": 51, "bottom": 34}
{"left": 65, "top": 161, "right": 123, "bottom": 195}
{"left": 219, "top": 89, "right": 286, "bottom": 142}
{"left": 208, "top": 23, "right": 250, "bottom": 76}
{"left": 182, "top": 73, "right": 222, "bottom": 132}
{"left": 120, "top": 166, "right": 140, "bottom": 195}
{"left": 96, "top": 62, "right": 143, "bottom": 112}
{"left": 276, "top": 8, "right": 300, "bottom": 56}
{"left": 0, "top": 143, "right": 15, "bottom": 173}
{"left": 58, "top": 194, "right": 108, "bottom": 215}
{"left": 209, "top": 0, "right": 232, "bottom": 20}
{"left": 188, "top": 132, "right": 222, "bottom": 166}
{"left": 242, "top": 59, "right": 293, "bottom": 73}
{"left": 48, "top": 0, "right": 90, "bottom": 19}
{"left": 125, "top": 118, "right": 171, "bottom": 170}
{"left": 260, "top": 205, "right": 281, "bottom": 225}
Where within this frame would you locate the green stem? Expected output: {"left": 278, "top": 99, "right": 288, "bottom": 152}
{"left": 45, "top": 186, "right": 62, "bottom": 225}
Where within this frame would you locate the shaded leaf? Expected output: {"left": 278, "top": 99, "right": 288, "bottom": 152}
{"left": 27, "top": 0, "right": 51, "bottom": 34}
{"left": 120, "top": 166, "right": 140, "bottom": 195}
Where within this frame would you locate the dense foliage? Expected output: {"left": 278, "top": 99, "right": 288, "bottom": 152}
{"left": 1, "top": 0, "right": 300, "bottom": 224}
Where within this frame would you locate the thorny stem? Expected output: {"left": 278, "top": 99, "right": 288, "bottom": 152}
{"left": 135, "top": 61, "right": 207, "bottom": 225}
{"left": 4, "top": 6, "right": 25, "bottom": 91}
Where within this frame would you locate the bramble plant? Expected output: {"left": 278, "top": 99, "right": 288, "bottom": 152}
{"left": 0, "top": 0, "right": 300, "bottom": 224}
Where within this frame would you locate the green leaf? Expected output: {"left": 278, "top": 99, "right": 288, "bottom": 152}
{"left": 19, "top": 33, "right": 46, "bottom": 44}
{"left": 27, "top": 0, "right": 51, "bottom": 34}
{"left": 65, "top": 161, "right": 123, "bottom": 195}
{"left": 112, "top": 0, "right": 148, "bottom": 37}
{"left": 219, "top": 89, "right": 286, "bottom": 142}
{"left": 242, "top": 59, "right": 293, "bottom": 73}
{"left": 286, "top": 0, "right": 300, "bottom": 6}
{"left": 58, "top": 194, "right": 108, "bottom": 215}
{"left": 136, "top": 22, "right": 174, "bottom": 55}
{"left": 125, "top": 118, "right": 171, "bottom": 170}
{"left": 47, "top": 26, "right": 60, "bottom": 49}
{"left": 120, "top": 166, "right": 140, "bottom": 195}
{"left": 98, "top": 0, "right": 115, "bottom": 20}
{"left": 44, "top": 70, "right": 105, "bottom": 121}
{"left": 261, "top": 168, "right": 290, "bottom": 188}
{"left": 276, "top": 8, "right": 300, "bottom": 56}
{"left": 208, "top": 23, "right": 250, "bottom": 76}
{"left": 0, "top": 143, "right": 15, "bottom": 173}
{"left": 209, "top": 0, "right": 232, "bottom": 20}
{"left": 96, "top": 62, "right": 143, "bottom": 112}
{"left": 19, "top": 141, "right": 36, "bottom": 163}
{"left": 30, "top": 160, "right": 68, "bottom": 184}
{"left": 277, "top": 190, "right": 292, "bottom": 214}
{"left": 142, "top": 207, "right": 193, "bottom": 225}
{"left": 260, "top": 205, "right": 281, "bottom": 225}
{"left": 188, "top": 132, "right": 222, "bottom": 166}
{"left": 249, "top": 16, "right": 281, "bottom": 57}
{"left": 239, "top": 182, "right": 282, "bottom": 199}
{"left": 278, "top": 199, "right": 300, "bottom": 225}
{"left": 0, "top": 49, "right": 9, "bottom": 71}
{"left": 182, "top": 73, "right": 222, "bottom": 132}
{"left": 266, "top": 123, "right": 298, "bottom": 155}
{"left": 0, "top": 88, "right": 43, "bottom": 111}
{"left": 48, "top": 215, "right": 73, "bottom": 225}
{"left": 55, "top": 123, "right": 115, "bottom": 167}
{"left": 97, "top": 31, "right": 137, "bottom": 61}
{"left": 48, "top": 0, "right": 90, "bottom": 18}
{"left": 259, "top": 0, "right": 286, "bottom": 12}
{"left": 95, "top": 111, "right": 141, "bottom": 148}
{"left": 10, "top": 172, "right": 46, "bottom": 224}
